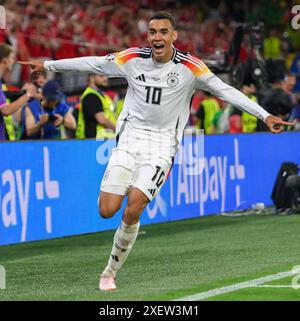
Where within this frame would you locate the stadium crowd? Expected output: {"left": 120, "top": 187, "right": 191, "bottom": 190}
{"left": 0, "top": 0, "right": 300, "bottom": 140}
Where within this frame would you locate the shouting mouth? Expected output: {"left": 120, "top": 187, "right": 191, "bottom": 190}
{"left": 153, "top": 43, "right": 165, "bottom": 55}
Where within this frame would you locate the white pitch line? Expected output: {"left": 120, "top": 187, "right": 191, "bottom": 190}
{"left": 254, "top": 285, "right": 300, "bottom": 289}
{"left": 173, "top": 270, "right": 299, "bottom": 301}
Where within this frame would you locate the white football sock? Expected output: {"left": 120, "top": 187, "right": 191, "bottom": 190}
{"left": 101, "top": 220, "right": 140, "bottom": 278}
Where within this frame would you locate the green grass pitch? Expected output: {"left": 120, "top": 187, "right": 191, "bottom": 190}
{"left": 0, "top": 212, "right": 299, "bottom": 301}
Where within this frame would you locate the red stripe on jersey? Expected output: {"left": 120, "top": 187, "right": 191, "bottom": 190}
{"left": 116, "top": 52, "right": 139, "bottom": 65}
{"left": 187, "top": 54, "right": 206, "bottom": 68}
{"left": 115, "top": 47, "right": 151, "bottom": 65}
{"left": 181, "top": 59, "right": 209, "bottom": 77}
{"left": 118, "top": 47, "right": 140, "bottom": 55}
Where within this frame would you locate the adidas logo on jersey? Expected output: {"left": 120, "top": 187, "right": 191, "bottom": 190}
{"left": 135, "top": 74, "right": 146, "bottom": 82}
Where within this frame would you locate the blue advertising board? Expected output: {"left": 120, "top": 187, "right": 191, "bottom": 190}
{"left": 1, "top": 132, "right": 300, "bottom": 246}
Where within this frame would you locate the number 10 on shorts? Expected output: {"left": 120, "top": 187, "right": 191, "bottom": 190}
{"left": 152, "top": 166, "right": 165, "bottom": 188}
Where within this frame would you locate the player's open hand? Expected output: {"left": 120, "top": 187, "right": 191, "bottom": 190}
{"left": 265, "top": 115, "right": 294, "bottom": 133}
{"left": 18, "top": 61, "right": 45, "bottom": 75}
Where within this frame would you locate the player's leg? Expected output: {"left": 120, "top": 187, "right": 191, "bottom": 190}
{"left": 100, "top": 188, "right": 148, "bottom": 290}
{"left": 99, "top": 148, "right": 134, "bottom": 218}
{"left": 100, "top": 159, "right": 172, "bottom": 290}
{"left": 118, "top": 159, "right": 172, "bottom": 268}
{"left": 99, "top": 149, "right": 136, "bottom": 290}
{"left": 98, "top": 191, "right": 124, "bottom": 219}
{"left": 122, "top": 187, "right": 149, "bottom": 224}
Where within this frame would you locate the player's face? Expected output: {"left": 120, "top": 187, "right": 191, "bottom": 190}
{"left": 148, "top": 19, "right": 177, "bottom": 63}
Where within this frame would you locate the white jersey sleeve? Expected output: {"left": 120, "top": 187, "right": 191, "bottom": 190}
{"left": 44, "top": 52, "right": 128, "bottom": 78}
{"left": 196, "top": 71, "right": 271, "bottom": 122}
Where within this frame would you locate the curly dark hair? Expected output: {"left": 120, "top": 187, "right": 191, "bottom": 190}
{"left": 149, "top": 11, "right": 176, "bottom": 30}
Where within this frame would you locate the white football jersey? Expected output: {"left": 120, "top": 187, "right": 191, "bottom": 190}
{"left": 45, "top": 47, "right": 270, "bottom": 158}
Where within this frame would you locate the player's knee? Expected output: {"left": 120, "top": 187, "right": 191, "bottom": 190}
{"left": 124, "top": 201, "right": 147, "bottom": 220}
{"left": 99, "top": 203, "right": 119, "bottom": 219}
{"left": 123, "top": 207, "right": 139, "bottom": 225}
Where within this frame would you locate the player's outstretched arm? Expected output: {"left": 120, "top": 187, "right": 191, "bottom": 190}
{"left": 19, "top": 55, "right": 126, "bottom": 78}
{"left": 196, "top": 73, "right": 294, "bottom": 133}
{"left": 19, "top": 57, "right": 105, "bottom": 74}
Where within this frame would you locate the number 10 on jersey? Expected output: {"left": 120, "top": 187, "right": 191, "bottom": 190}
{"left": 145, "top": 86, "right": 162, "bottom": 105}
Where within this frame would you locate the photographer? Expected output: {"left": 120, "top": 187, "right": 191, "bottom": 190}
{"left": 21, "top": 80, "right": 76, "bottom": 139}
{"left": 256, "top": 75, "right": 293, "bottom": 131}
{"left": 0, "top": 43, "right": 37, "bottom": 141}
